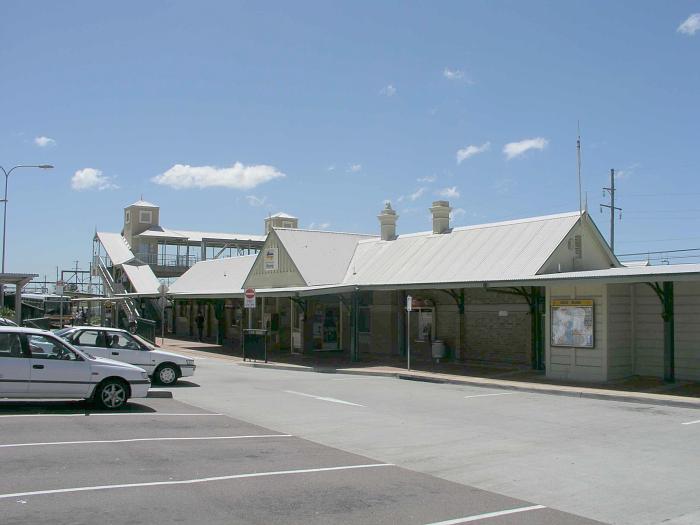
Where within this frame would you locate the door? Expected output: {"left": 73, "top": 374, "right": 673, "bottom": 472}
{"left": 104, "top": 330, "right": 154, "bottom": 373}
{"left": 26, "top": 334, "right": 92, "bottom": 398}
{"left": 0, "top": 332, "right": 30, "bottom": 394}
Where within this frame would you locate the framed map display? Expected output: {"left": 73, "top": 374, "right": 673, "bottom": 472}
{"left": 551, "top": 299, "right": 594, "bottom": 348}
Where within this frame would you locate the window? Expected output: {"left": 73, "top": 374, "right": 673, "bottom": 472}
{"left": 105, "top": 332, "right": 140, "bottom": 350}
{"left": 28, "top": 335, "right": 81, "bottom": 361}
{"left": 358, "top": 307, "right": 371, "bottom": 333}
{"left": 282, "top": 221, "right": 294, "bottom": 228}
{"left": 0, "top": 333, "right": 23, "bottom": 358}
{"left": 125, "top": 210, "right": 131, "bottom": 223}
{"left": 139, "top": 210, "right": 152, "bottom": 224}
{"left": 74, "top": 330, "right": 103, "bottom": 347}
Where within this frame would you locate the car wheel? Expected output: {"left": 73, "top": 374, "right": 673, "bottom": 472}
{"left": 155, "top": 363, "right": 179, "bottom": 385}
{"left": 95, "top": 379, "right": 129, "bottom": 409}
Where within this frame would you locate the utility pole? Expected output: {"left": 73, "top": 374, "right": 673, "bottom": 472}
{"left": 600, "top": 168, "right": 622, "bottom": 253}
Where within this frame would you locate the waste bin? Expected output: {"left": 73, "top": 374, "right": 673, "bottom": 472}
{"left": 243, "top": 329, "right": 268, "bottom": 362}
{"left": 431, "top": 340, "right": 446, "bottom": 362}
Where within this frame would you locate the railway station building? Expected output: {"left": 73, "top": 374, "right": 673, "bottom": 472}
{"left": 95, "top": 199, "right": 700, "bottom": 384}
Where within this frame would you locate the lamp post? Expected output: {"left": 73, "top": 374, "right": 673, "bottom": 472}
{"left": 0, "top": 164, "right": 54, "bottom": 307}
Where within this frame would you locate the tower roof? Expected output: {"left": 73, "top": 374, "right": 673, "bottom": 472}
{"left": 127, "top": 199, "right": 159, "bottom": 208}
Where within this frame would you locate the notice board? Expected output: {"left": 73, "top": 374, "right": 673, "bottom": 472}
{"left": 551, "top": 299, "right": 594, "bottom": 348}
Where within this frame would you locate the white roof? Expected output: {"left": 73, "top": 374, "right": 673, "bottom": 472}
{"left": 169, "top": 255, "right": 256, "bottom": 296}
{"left": 275, "top": 228, "right": 377, "bottom": 286}
{"left": 128, "top": 200, "right": 158, "bottom": 208}
{"left": 95, "top": 232, "right": 135, "bottom": 265}
{"left": 621, "top": 260, "right": 650, "bottom": 268}
{"left": 342, "top": 212, "right": 582, "bottom": 287}
{"left": 269, "top": 212, "right": 297, "bottom": 219}
{"left": 136, "top": 227, "right": 265, "bottom": 244}
{"left": 122, "top": 264, "right": 161, "bottom": 294}
{"left": 527, "top": 263, "right": 700, "bottom": 283}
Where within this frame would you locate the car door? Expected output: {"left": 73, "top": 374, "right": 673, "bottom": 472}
{"left": 70, "top": 329, "right": 108, "bottom": 359}
{"left": 26, "top": 333, "right": 92, "bottom": 398}
{"left": 0, "top": 332, "right": 30, "bottom": 394}
{"left": 104, "top": 331, "right": 154, "bottom": 372}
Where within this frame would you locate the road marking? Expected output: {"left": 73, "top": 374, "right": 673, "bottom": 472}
{"left": 284, "top": 390, "right": 365, "bottom": 407}
{"left": 0, "top": 412, "right": 223, "bottom": 419}
{"left": 0, "top": 463, "right": 393, "bottom": 500}
{"left": 423, "top": 504, "right": 547, "bottom": 524}
{"left": 0, "top": 434, "right": 293, "bottom": 449}
{"left": 681, "top": 419, "right": 700, "bottom": 425}
{"left": 463, "top": 392, "right": 516, "bottom": 399}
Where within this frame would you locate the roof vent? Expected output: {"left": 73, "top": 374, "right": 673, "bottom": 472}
{"left": 430, "top": 200, "right": 452, "bottom": 234}
{"left": 378, "top": 202, "right": 398, "bottom": 241}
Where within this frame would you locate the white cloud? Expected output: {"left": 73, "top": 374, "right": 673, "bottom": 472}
{"left": 503, "top": 137, "right": 549, "bottom": 160}
{"left": 409, "top": 187, "right": 426, "bottom": 201}
{"left": 417, "top": 175, "right": 437, "bottom": 183}
{"left": 615, "top": 163, "right": 640, "bottom": 180}
{"left": 456, "top": 142, "right": 490, "bottom": 164}
{"left": 380, "top": 84, "right": 397, "bottom": 97}
{"left": 678, "top": 13, "right": 700, "bottom": 35}
{"left": 347, "top": 164, "right": 362, "bottom": 173}
{"left": 152, "top": 162, "right": 285, "bottom": 190}
{"left": 245, "top": 195, "right": 267, "bottom": 207}
{"left": 327, "top": 165, "right": 336, "bottom": 172}
{"left": 494, "top": 178, "right": 515, "bottom": 194}
{"left": 451, "top": 208, "right": 466, "bottom": 220}
{"left": 71, "top": 168, "right": 118, "bottom": 191}
{"left": 438, "top": 186, "right": 460, "bottom": 198}
{"left": 443, "top": 67, "right": 465, "bottom": 80}
{"left": 34, "top": 136, "right": 56, "bottom": 147}
{"left": 308, "top": 222, "right": 331, "bottom": 230}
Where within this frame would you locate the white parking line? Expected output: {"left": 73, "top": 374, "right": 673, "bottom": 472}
{"left": 284, "top": 390, "right": 365, "bottom": 407}
{"left": 681, "top": 419, "right": 700, "bottom": 425}
{"left": 0, "top": 463, "right": 393, "bottom": 500}
{"left": 0, "top": 434, "right": 293, "bottom": 449}
{"left": 0, "top": 412, "right": 224, "bottom": 419}
{"left": 463, "top": 392, "right": 516, "bottom": 399}
{"left": 423, "top": 504, "right": 547, "bottom": 524}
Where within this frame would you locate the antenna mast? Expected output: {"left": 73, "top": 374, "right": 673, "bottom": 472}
{"left": 577, "top": 122, "right": 583, "bottom": 216}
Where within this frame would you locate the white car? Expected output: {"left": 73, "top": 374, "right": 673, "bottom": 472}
{"left": 0, "top": 327, "right": 150, "bottom": 409}
{"left": 56, "top": 326, "right": 196, "bottom": 386}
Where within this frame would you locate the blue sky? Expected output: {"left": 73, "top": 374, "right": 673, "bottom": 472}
{"left": 1, "top": 1, "right": 699, "bottom": 281}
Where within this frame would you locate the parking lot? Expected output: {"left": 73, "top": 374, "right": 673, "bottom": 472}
{"left": 0, "top": 396, "right": 603, "bottom": 525}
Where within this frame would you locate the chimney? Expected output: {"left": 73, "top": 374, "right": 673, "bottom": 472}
{"left": 430, "top": 200, "right": 452, "bottom": 234}
{"left": 377, "top": 202, "right": 398, "bottom": 241}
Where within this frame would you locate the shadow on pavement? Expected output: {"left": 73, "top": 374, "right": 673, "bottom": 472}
{"left": 0, "top": 400, "right": 158, "bottom": 415}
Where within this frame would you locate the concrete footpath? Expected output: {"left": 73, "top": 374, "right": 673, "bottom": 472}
{"left": 159, "top": 337, "right": 700, "bottom": 410}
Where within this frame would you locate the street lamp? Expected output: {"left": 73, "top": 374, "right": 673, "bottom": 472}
{"left": 0, "top": 164, "right": 54, "bottom": 307}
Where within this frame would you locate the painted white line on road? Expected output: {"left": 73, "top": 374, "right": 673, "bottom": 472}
{"left": 681, "top": 419, "right": 700, "bottom": 425}
{"left": 463, "top": 392, "right": 516, "bottom": 399}
{"left": 0, "top": 412, "right": 224, "bottom": 419}
{"left": 0, "top": 434, "right": 293, "bottom": 449}
{"left": 284, "top": 390, "right": 365, "bottom": 407}
{"left": 0, "top": 463, "right": 393, "bottom": 500}
{"left": 423, "top": 504, "right": 547, "bottom": 524}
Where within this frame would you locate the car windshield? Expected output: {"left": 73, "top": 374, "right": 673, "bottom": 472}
{"left": 130, "top": 333, "right": 154, "bottom": 350}
{"left": 54, "top": 328, "right": 74, "bottom": 337}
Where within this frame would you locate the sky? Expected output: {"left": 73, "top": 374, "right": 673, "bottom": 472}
{"left": 1, "top": 1, "right": 699, "bottom": 282}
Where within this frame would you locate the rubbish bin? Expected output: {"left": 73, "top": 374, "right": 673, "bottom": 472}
{"left": 431, "top": 340, "right": 446, "bottom": 362}
{"left": 243, "top": 329, "right": 268, "bottom": 362}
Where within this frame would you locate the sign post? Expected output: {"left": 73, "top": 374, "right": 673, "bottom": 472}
{"left": 158, "top": 283, "right": 169, "bottom": 346}
{"left": 244, "top": 288, "right": 256, "bottom": 329}
{"left": 406, "top": 295, "right": 412, "bottom": 371}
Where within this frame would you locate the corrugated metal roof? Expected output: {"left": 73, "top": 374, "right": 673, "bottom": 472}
{"left": 342, "top": 211, "right": 582, "bottom": 286}
{"left": 528, "top": 263, "right": 700, "bottom": 282}
{"left": 122, "top": 264, "right": 161, "bottom": 294}
{"left": 275, "top": 229, "right": 377, "bottom": 286}
{"left": 270, "top": 212, "right": 297, "bottom": 219}
{"left": 128, "top": 200, "right": 158, "bottom": 208}
{"left": 169, "top": 255, "right": 256, "bottom": 296}
{"left": 95, "top": 232, "right": 135, "bottom": 265}
{"left": 137, "top": 227, "right": 265, "bottom": 243}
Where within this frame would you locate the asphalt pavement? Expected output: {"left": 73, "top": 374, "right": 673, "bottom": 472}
{"left": 0, "top": 398, "right": 603, "bottom": 525}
